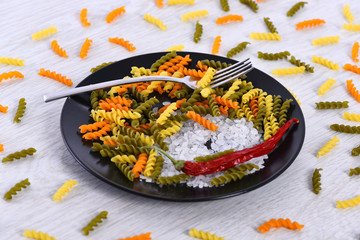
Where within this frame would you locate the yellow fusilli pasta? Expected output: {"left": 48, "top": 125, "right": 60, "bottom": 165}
{"left": 181, "top": 10, "right": 209, "bottom": 22}
{"left": 23, "top": 229, "right": 56, "bottom": 240}
{"left": 144, "top": 149, "right": 158, "bottom": 177}
{"left": 342, "top": 24, "right": 360, "bottom": 32}
{"left": 343, "top": 112, "right": 360, "bottom": 122}
{"left": 343, "top": 4, "right": 355, "bottom": 23}
{"left": 197, "top": 67, "right": 216, "bottom": 88}
{"left": 312, "top": 36, "right": 340, "bottom": 46}
{"left": 144, "top": 13, "right": 167, "bottom": 31}
{"left": 317, "top": 136, "right": 339, "bottom": 158}
{"left": 312, "top": 55, "right": 340, "bottom": 70}
{"left": 249, "top": 32, "right": 281, "bottom": 40}
{"left": 168, "top": 0, "right": 195, "bottom": 5}
{"left": 0, "top": 56, "right": 25, "bottom": 66}
{"left": 32, "top": 26, "right": 57, "bottom": 40}
{"left": 318, "top": 78, "right": 336, "bottom": 95}
{"left": 189, "top": 228, "right": 225, "bottom": 240}
{"left": 53, "top": 179, "right": 77, "bottom": 201}
{"left": 271, "top": 66, "right": 305, "bottom": 75}
{"left": 166, "top": 44, "right": 185, "bottom": 52}
{"left": 336, "top": 194, "right": 360, "bottom": 209}
{"left": 157, "top": 102, "right": 177, "bottom": 124}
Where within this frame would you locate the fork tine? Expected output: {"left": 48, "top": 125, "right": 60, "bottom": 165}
{"left": 209, "top": 64, "right": 253, "bottom": 89}
{"left": 213, "top": 58, "right": 250, "bottom": 78}
{"left": 211, "top": 61, "right": 252, "bottom": 84}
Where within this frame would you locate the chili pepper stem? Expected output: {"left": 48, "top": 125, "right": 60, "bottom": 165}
{"left": 144, "top": 146, "right": 185, "bottom": 170}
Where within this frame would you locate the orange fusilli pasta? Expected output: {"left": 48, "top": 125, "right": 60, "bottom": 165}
{"left": 109, "top": 37, "right": 136, "bottom": 52}
{"left": 186, "top": 111, "right": 219, "bottom": 131}
{"left": 211, "top": 95, "right": 239, "bottom": 109}
{"left": 352, "top": 42, "right": 359, "bottom": 63}
{"left": 0, "top": 71, "right": 24, "bottom": 83}
{"left": 51, "top": 40, "right": 68, "bottom": 58}
{"left": 80, "top": 38, "right": 93, "bottom": 59}
{"left": 132, "top": 153, "right": 148, "bottom": 177}
{"left": 212, "top": 36, "right": 221, "bottom": 55}
{"left": 102, "top": 96, "right": 132, "bottom": 107}
{"left": 0, "top": 104, "right": 8, "bottom": 113}
{"left": 156, "top": 0, "right": 164, "bottom": 8}
{"left": 216, "top": 15, "right": 243, "bottom": 24}
{"left": 0, "top": 144, "right": 3, "bottom": 152}
{"left": 106, "top": 7, "right": 126, "bottom": 23}
{"left": 179, "top": 67, "right": 205, "bottom": 78}
{"left": 347, "top": 80, "right": 360, "bottom": 102}
{"left": 80, "top": 8, "right": 91, "bottom": 27}
{"left": 79, "top": 120, "right": 109, "bottom": 133}
{"left": 258, "top": 218, "right": 304, "bottom": 233}
{"left": 296, "top": 19, "right": 325, "bottom": 30}
{"left": 38, "top": 68, "right": 73, "bottom": 86}
{"left": 118, "top": 232, "right": 151, "bottom": 240}
{"left": 82, "top": 124, "right": 112, "bottom": 140}
{"left": 343, "top": 63, "right": 360, "bottom": 75}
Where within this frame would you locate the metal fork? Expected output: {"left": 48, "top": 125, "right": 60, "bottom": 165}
{"left": 43, "top": 58, "right": 252, "bottom": 102}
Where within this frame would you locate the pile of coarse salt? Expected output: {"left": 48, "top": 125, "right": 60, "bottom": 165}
{"left": 141, "top": 115, "right": 267, "bottom": 188}
{"left": 141, "top": 115, "right": 268, "bottom": 188}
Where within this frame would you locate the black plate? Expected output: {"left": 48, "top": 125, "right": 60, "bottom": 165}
{"left": 60, "top": 51, "right": 305, "bottom": 201}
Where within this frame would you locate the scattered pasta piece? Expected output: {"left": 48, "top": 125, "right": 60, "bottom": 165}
{"left": 13, "top": 98, "right": 27, "bottom": 123}
{"left": 289, "top": 56, "right": 314, "bottom": 73}
{"left": 318, "top": 78, "right": 336, "bottom": 95}
{"left": 2, "top": 148, "right": 36, "bottom": 163}
{"left": 312, "top": 36, "right": 340, "bottom": 46}
{"left": 187, "top": 111, "right": 219, "bottom": 131}
{"left": 80, "top": 8, "right": 91, "bottom": 27}
{"left": 23, "top": 229, "right": 56, "bottom": 240}
{"left": 80, "top": 38, "right": 93, "bottom": 59}
{"left": 144, "top": 13, "right": 167, "bottom": 31}
{"left": 193, "top": 21, "right": 203, "bottom": 43}
{"left": 0, "top": 71, "right": 24, "bottom": 83}
{"left": 168, "top": 0, "right": 195, "bottom": 4}
{"left": 82, "top": 211, "right": 108, "bottom": 235}
{"left": 296, "top": 19, "right": 325, "bottom": 30}
{"left": 312, "top": 55, "right": 340, "bottom": 71}
{"left": 38, "top": 68, "right": 73, "bottom": 86}
{"left": 343, "top": 63, "right": 360, "bottom": 75}
{"left": 0, "top": 56, "right": 25, "bottom": 66}
{"left": 287, "top": 2, "right": 307, "bottom": 17}
{"left": 352, "top": 145, "right": 360, "bottom": 156}
{"left": 315, "top": 101, "right": 348, "bottom": 109}
{"left": 181, "top": 10, "right": 209, "bottom": 22}
{"left": 342, "top": 24, "right": 360, "bottom": 32}
{"left": 349, "top": 167, "right": 360, "bottom": 176}
{"left": 189, "top": 228, "right": 225, "bottom": 240}
{"left": 352, "top": 42, "right": 359, "bottom": 63}
{"left": 258, "top": 51, "right": 290, "bottom": 60}
{"left": 156, "top": 0, "right": 164, "bottom": 8}
{"left": 106, "top": 7, "right": 126, "bottom": 23}
{"left": 271, "top": 66, "right": 305, "bottom": 75}
{"left": 343, "top": 112, "right": 360, "bottom": 122}
{"left": 286, "top": 88, "right": 301, "bottom": 105}
{"left": 317, "top": 136, "right": 339, "bottom": 158}
{"left": 336, "top": 194, "right": 360, "bottom": 209}
{"left": 263, "top": 17, "right": 277, "bottom": 33}
{"left": 227, "top": 42, "right": 251, "bottom": 58}
{"left": 216, "top": 15, "right": 243, "bottom": 24}
{"left": 220, "top": 0, "right": 230, "bottom": 11}
{"left": 312, "top": 168, "right": 322, "bottom": 194}
{"left": 346, "top": 80, "right": 360, "bottom": 102}
{"left": 343, "top": 4, "right": 355, "bottom": 23}
{"left": 109, "top": 37, "right": 136, "bottom": 52}
{"left": 258, "top": 218, "right": 304, "bottom": 233}
{"left": 4, "top": 178, "right": 30, "bottom": 200}
{"left": 118, "top": 232, "right": 152, "bottom": 240}
{"left": 53, "top": 180, "right": 77, "bottom": 201}
{"left": 166, "top": 44, "right": 184, "bottom": 52}
{"left": 51, "top": 40, "right": 68, "bottom": 58}
{"left": 32, "top": 25, "right": 57, "bottom": 40}
{"left": 239, "top": 0, "right": 259, "bottom": 13}
{"left": 212, "top": 36, "right": 221, "bottom": 54}
{"left": 330, "top": 124, "right": 360, "bottom": 134}
{"left": 0, "top": 144, "right": 3, "bottom": 152}
{"left": 249, "top": 32, "right": 281, "bottom": 40}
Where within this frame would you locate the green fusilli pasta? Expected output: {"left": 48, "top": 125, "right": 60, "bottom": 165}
{"left": 168, "top": 114, "right": 191, "bottom": 122}
{"left": 4, "top": 178, "right": 30, "bottom": 200}
{"left": 193, "top": 21, "right": 203, "bottom": 43}
{"left": 264, "top": 17, "right": 278, "bottom": 33}
{"left": 225, "top": 163, "right": 259, "bottom": 173}
{"left": 116, "top": 143, "right": 151, "bottom": 155}
{"left": 239, "top": 0, "right": 258, "bottom": 13}
{"left": 117, "top": 135, "right": 146, "bottom": 147}
{"left": 90, "top": 62, "right": 114, "bottom": 73}
{"left": 312, "top": 168, "right": 322, "bottom": 194}
{"left": 90, "top": 90, "right": 108, "bottom": 110}
{"left": 174, "top": 88, "right": 190, "bottom": 98}
{"left": 349, "top": 167, "right": 360, "bottom": 176}
{"left": 352, "top": 145, "right": 360, "bottom": 156}
{"left": 226, "top": 42, "right": 251, "bottom": 58}
{"left": 115, "top": 162, "right": 135, "bottom": 181}
{"left": 257, "top": 51, "right": 290, "bottom": 60}
{"left": 182, "top": 105, "right": 211, "bottom": 115}
{"left": 200, "top": 59, "right": 231, "bottom": 69}
{"left": 330, "top": 124, "right": 360, "bottom": 134}
{"left": 130, "top": 86, "right": 148, "bottom": 103}
{"left": 315, "top": 101, "right": 349, "bottom": 109}
{"left": 272, "top": 95, "right": 283, "bottom": 119}
{"left": 253, "top": 105, "right": 265, "bottom": 130}
{"left": 194, "top": 149, "right": 234, "bottom": 162}
{"left": 211, "top": 171, "right": 248, "bottom": 186}
{"left": 156, "top": 174, "right": 190, "bottom": 185}
{"left": 151, "top": 155, "right": 165, "bottom": 180}
{"left": 278, "top": 99, "right": 293, "bottom": 127}
{"left": 220, "top": 0, "right": 230, "bottom": 11}
{"left": 82, "top": 211, "right": 108, "bottom": 235}
{"left": 92, "top": 143, "right": 121, "bottom": 158}
{"left": 207, "top": 96, "right": 221, "bottom": 117}
{"left": 2, "top": 148, "right": 37, "bottom": 163}
{"left": 133, "top": 97, "right": 159, "bottom": 115}
{"left": 13, "top": 98, "right": 26, "bottom": 123}
{"left": 150, "top": 51, "right": 177, "bottom": 72}
{"left": 287, "top": 2, "right": 307, "bottom": 17}
{"left": 289, "top": 56, "right": 314, "bottom": 73}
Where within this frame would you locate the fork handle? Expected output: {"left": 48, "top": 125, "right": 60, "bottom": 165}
{"left": 43, "top": 76, "right": 190, "bottom": 103}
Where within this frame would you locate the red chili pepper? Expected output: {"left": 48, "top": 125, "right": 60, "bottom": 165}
{"left": 181, "top": 118, "right": 299, "bottom": 176}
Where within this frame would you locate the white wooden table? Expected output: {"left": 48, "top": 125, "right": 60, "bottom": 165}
{"left": 1, "top": 0, "right": 360, "bottom": 239}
